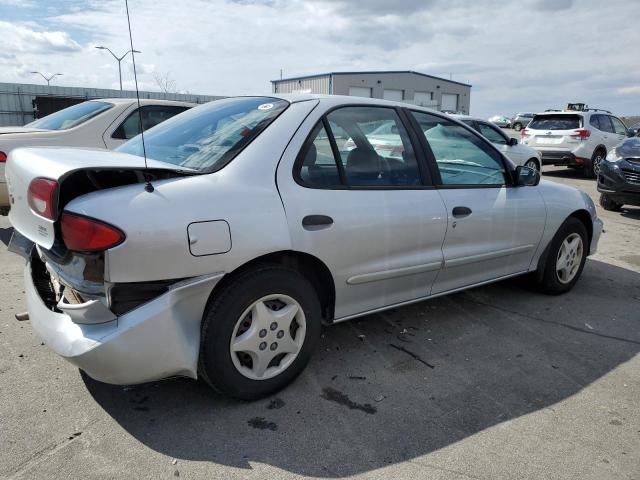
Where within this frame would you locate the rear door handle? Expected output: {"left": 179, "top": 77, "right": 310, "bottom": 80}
{"left": 452, "top": 206, "right": 472, "bottom": 218}
{"left": 302, "top": 215, "right": 334, "bottom": 229}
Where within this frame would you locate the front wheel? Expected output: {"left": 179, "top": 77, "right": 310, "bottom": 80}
{"left": 524, "top": 158, "right": 540, "bottom": 171}
{"left": 599, "top": 193, "right": 622, "bottom": 212}
{"left": 199, "top": 265, "right": 322, "bottom": 400}
{"left": 536, "top": 217, "right": 588, "bottom": 295}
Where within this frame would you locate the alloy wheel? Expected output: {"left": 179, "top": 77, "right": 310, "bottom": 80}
{"left": 229, "top": 294, "right": 306, "bottom": 380}
{"left": 555, "top": 233, "right": 584, "bottom": 284}
{"left": 525, "top": 159, "right": 539, "bottom": 171}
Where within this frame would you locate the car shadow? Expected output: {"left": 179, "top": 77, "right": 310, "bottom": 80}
{"left": 0, "top": 227, "right": 13, "bottom": 247}
{"left": 83, "top": 259, "right": 640, "bottom": 477}
{"left": 620, "top": 207, "right": 640, "bottom": 220}
{"left": 541, "top": 167, "right": 590, "bottom": 181}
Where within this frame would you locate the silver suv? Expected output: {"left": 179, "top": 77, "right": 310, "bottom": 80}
{"left": 522, "top": 110, "right": 630, "bottom": 178}
{"left": 511, "top": 113, "right": 535, "bottom": 131}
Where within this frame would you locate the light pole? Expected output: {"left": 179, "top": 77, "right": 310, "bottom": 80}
{"left": 31, "top": 72, "right": 63, "bottom": 86}
{"left": 95, "top": 46, "right": 141, "bottom": 90}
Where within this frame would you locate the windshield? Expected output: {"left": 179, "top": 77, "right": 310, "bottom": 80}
{"left": 117, "top": 97, "right": 289, "bottom": 172}
{"left": 529, "top": 114, "right": 581, "bottom": 130}
{"left": 27, "top": 101, "right": 113, "bottom": 130}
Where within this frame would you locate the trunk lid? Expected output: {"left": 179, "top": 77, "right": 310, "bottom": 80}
{"left": 0, "top": 127, "right": 50, "bottom": 135}
{"left": 6, "top": 146, "right": 195, "bottom": 249}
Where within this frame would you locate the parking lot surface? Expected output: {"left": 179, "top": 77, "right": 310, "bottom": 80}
{"left": 1, "top": 166, "right": 638, "bottom": 480}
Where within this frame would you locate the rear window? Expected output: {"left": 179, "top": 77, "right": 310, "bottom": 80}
{"left": 27, "top": 101, "right": 113, "bottom": 130}
{"left": 117, "top": 97, "right": 288, "bottom": 172}
{"left": 528, "top": 114, "right": 581, "bottom": 131}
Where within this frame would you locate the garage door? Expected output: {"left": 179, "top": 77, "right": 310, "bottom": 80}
{"left": 441, "top": 93, "right": 458, "bottom": 112}
{"left": 348, "top": 86, "right": 372, "bottom": 98}
{"left": 383, "top": 89, "right": 403, "bottom": 101}
{"left": 413, "top": 91, "right": 433, "bottom": 107}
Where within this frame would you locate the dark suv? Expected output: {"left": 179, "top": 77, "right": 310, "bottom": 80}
{"left": 597, "top": 136, "right": 640, "bottom": 211}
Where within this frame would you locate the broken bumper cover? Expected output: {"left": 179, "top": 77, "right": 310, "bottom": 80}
{"left": 25, "top": 260, "right": 223, "bottom": 385}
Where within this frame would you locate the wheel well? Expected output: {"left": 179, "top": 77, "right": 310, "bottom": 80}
{"left": 569, "top": 209, "right": 593, "bottom": 249}
{"left": 593, "top": 145, "right": 606, "bottom": 157}
{"left": 209, "top": 251, "right": 336, "bottom": 323}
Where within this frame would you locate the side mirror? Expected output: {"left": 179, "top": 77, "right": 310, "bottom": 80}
{"left": 627, "top": 129, "right": 636, "bottom": 138}
{"left": 508, "top": 137, "right": 518, "bottom": 146}
{"left": 516, "top": 165, "right": 540, "bottom": 186}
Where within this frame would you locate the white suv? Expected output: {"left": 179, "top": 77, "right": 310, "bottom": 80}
{"left": 521, "top": 110, "right": 630, "bottom": 178}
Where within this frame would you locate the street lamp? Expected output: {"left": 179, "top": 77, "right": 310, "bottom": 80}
{"left": 31, "top": 72, "right": 63, "bottom": 86}
{"left": 95, "top": 46, "right": 141, "bottom": 91}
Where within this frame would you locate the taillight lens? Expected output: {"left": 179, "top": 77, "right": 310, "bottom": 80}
{"left": 0, "top": 151, "right": 7, "bottom": 162}
{"left": 571, "top": 128, "right": 591, "bottom": 140}
{"left": 61, "top": 213, "right": 125, "bottom": 253}
{"left": 28, "top": 178, "right": 59, "bottom": 220}
{"left": 521, "top": 128, "right": 530, "bottom": 137}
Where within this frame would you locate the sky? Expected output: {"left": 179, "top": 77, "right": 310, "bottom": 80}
{"left": 0, "top": 0, "right": 639, "bottom": 118}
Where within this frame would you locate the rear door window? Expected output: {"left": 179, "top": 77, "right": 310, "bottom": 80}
{"left": 296, "top": 106, "right": 422, "bottom": 188}
{"left": 113, "top": 105, "right": 190, "bottom": 140}
{"left": 529, "top": 114, "right": 582, "bottom": 130}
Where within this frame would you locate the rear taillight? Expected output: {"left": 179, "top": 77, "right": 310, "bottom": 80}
{"left": 521, "top": 128, "right": 530, "bottom": 137}
{"left": 571, "top": 128, "right": 591, "bottom": 140}
{"left": 0, "top": 151, "right": 6, "bottom": 162}
{"left": 27, "top": 178, "right": 59, "bottom": 220}
{"left": 61, "top": 213, "right": 125, "bottom": 253}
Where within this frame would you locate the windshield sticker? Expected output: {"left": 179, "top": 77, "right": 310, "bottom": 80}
{"left": 258, "top": 103, "right": 274, "bottom": 111}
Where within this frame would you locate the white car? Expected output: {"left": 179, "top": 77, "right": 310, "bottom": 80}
{"left": 521, "top": 110, "right": 630, "bottom": 178}
{"left": 488, "top": 115, "right": 511, "bottom": 128}
{"left": 0, "top": 98, "right": 195, "bottom": 214}
{"left": 452, "top": 115, "right": 542, "bottom": 170}
{"left": 6, "top": 95, "right": 602, "bottom": 400}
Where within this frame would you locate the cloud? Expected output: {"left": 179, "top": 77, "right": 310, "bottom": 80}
{"left": 0, "top": 20, "right": 81, "bottom": 53}
{"left": 618, "top": 86, "right": 640, "bottom": 95}
{"left": 0, "top": 0, "right": 638, "bottom": 118}
{"left": 530, "top": 0, "right": 574, "bottom": 11}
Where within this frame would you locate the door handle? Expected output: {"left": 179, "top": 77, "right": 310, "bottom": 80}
{"left": 302, "top": 215, "right": 334, "bottom": 229}
{"left": 452, "top": 206, "right": 472, "bottom": 218}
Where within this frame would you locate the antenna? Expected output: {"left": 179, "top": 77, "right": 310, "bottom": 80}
{"left": 124, "top": 0, "right": 154, "bottom": 193}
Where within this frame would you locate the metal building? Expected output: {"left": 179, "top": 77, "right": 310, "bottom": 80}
{"left": 0, "top": 82, "right": 223, "bottom": 127}
{"left": 271, "top": 70, "right": 472, "bottom": 114}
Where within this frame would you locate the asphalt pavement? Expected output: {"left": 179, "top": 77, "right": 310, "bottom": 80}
{"left": 0, "top": 166, "right": 638, "bottom": 480}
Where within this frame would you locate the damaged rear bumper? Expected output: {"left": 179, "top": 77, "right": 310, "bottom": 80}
{"left": 24, "top": 255, "right": 223, "bottom": 385}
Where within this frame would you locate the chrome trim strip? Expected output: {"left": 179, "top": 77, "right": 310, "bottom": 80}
{"left": 346, "top": 261, "right": 442, "bottom": 285}
{"left": 445, "top": 244, "right": 535, "bottom": 268}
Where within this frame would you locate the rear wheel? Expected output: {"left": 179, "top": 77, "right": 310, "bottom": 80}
{"left": 599, "top": 193, "right": 623, "bottom": 212}
{"left": 513, "top": 122, "right": 523, "bottom": 132}
{"left": 536, "top": 217, "right": 588, "bottom": 295}
{"left": 584, "top": 149, "right": 604, "bottom": 179}
{"left": 199, "top": 265, "right": 321, "bottom": 400}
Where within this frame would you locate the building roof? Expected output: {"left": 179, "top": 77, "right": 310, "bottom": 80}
{"left": 271, "top": 70, "right": 472, "bottom": 88}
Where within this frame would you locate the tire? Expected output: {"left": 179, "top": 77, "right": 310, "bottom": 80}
{"left": 199, "top": 265, "right": 322, "bottom": 400}
{"left": 536, "top": 217, "right": 588, "bottom": 295}
{"left": 584, "top": 149, "right": 604, "bottom": 179}
{"left": 599, "top": 193, "right": 623, "bottom": 212}
{"left": 513, "top": 122, "right": 523, "bottom": 132}
{"left": 524, "top": 158, "right": 540, "bottom": 171}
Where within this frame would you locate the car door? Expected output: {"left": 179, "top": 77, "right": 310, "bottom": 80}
{"left": 276, "top": 104, "right": 448, "bottom": 320}
{"left": 408, "top": 110, "right": 546, "bottom": 294}
{"left": 476, "top": 121, "right": 526, "bottom": 165}
{"left": 103, "top": 105, "right": 190, "bottom": 149}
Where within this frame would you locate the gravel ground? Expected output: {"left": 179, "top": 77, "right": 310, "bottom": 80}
{"left": 0, "top": 166, "right": 638, "bottom": 480}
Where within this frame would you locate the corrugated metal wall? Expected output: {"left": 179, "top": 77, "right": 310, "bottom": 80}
{"left": 272, "top": 75, "right": 331, "bottom": 94}
{"left": 0, "top": 82, "right": 223, "bottom": 127}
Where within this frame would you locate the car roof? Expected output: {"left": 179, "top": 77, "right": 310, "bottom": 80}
{"left": 450, "top": 114, "right": 485, "bottom": 122}
{"left": 90, "top": 98, "right": 198, "bottom": 107}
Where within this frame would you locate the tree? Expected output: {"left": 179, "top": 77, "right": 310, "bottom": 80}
{"left": 152, "top": 71, "right": 178, "bottom": 93}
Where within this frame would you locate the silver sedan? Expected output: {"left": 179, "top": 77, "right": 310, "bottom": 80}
{"left": 6, "top": 95, "right": 603, "bottom": 400}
